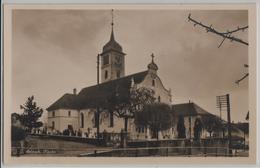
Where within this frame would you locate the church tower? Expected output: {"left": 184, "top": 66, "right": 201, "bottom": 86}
{"left": 100, "top": 10, "right": 126, "bottom": 83}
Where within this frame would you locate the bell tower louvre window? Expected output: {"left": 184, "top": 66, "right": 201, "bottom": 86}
{"left": 103, "top": 55, "right": 109, "bottom": 65}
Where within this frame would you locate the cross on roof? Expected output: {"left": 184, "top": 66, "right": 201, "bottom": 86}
{"left": 111, "top": 9, "right": 114, "bottom": 27}
{"left": 151, "top": 53, "right": 155, "bottom": 62}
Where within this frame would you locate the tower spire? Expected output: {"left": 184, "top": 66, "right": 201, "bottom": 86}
{"left": 151, "top": 53, "right": 155, "bottom": 62}
{"left": 147, "top": 53, "right": 158, "bottom": 72}
{"left": 110, "top": 9, "right": 115, "bottom": 41}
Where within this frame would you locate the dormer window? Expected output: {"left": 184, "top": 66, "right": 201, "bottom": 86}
{"left": 103, "top": 55, "right": 109, "bottom": 65}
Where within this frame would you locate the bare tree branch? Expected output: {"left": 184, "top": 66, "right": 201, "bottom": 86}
{"left": 235, "top": 64, "right": 249, "bottom": 85}
{"left": 235, "top": 73, "right": 249, "bottom": 85}
{"left": 188, "top": 14, "right": 248, "bottom": 47}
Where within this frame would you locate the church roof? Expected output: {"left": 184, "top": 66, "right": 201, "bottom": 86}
{"left": 102, "top": 29, "right": 123, "bottom": 54}
{"left": 47, "top": 70, "right": 148, "bottom": 111}
{"left": 46, "top": 93, "right": 78, "bottom": 111}
{"left": 172, "top": 103, "right": 215, "bottom": 117}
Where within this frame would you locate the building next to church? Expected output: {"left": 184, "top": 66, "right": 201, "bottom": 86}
{"left": 46, "top": 14, "right": 172, "bottom": 140}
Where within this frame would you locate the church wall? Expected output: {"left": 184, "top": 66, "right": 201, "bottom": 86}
{"left": 47, "top": 109, "right": 79, "bottom": 133}
{"left": 78, "top": 109, "right": 125, "bottom": 137}
{"left": 138, "top": 72, "right": 171, "bottom": 104}
{"left": 78, "top": 109, "right": 95, "bottom": 136}
{"left": 129, "top": 122, "right": 151, "bottom": 140}
{"left": 183, "top": 116, "right": 208, "bottom": 139}
{"left": 125, "top": 72, "right": 172, "bottom": 140}
{"left": 99, "top": 111, "right": 125, "bottom": 133}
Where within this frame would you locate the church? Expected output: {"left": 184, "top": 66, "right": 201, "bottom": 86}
{"left": 46, "top": 13, "right": 172, "bottom": 140}
{"left": 46, "top": 11, "right": 241, "bottom": 141}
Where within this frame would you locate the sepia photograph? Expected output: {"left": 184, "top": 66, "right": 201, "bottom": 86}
{"left": 2, "top": 4, "right": 257, "bottom": 166}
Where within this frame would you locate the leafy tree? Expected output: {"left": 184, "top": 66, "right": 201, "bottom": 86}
{"left": 135, "top": 103, "right": 173, "bottom": 140}
{"left": 11, "top": 126, "right": 27, "bottom": 141}
{"left": 20, "top": 96, "right": 43, "bottom": 132}
{"left": 11, "top": 113, "right": 21, "bottom": 126}
{"left": 11, "top": 113, "right": 27, "bottom": 141}
{"left": 177, "top": 115, "right": 186, "bottom": 138}
{"left": 193, "top": 118, "right": 203, "bottom": 140}
{"left": 105, "top": 87, "right": 156, "bottom": 132}
{"left": 201, "top": 115, "right": 222, "bottom": 138}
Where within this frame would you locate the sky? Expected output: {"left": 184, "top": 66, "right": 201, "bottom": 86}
{"left": 12, "top": 9, "right": 248, "bottom": 123}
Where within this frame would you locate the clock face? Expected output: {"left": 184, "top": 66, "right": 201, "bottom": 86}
{"left": 115, "top": 56, "right": 122, "bottom": 65}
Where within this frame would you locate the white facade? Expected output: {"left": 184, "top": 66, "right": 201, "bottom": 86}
{"left": 47, "top": 109, "right": 79, "bottom": 133}
{"left": 47, "top": 68, "right": 172, "bottom": 140}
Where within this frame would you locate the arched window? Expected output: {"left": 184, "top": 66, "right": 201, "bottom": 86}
{"left": 52, "top": 121, "right": 55, "bottom": 129}
{"left": 158, "top": 96, "right": 161, "bottom": 102}
{"left": 68, "top": 111, "right": 71, "bottom": 117}
{"left": 116, "top": 70, "right": 120, "bottom": 78}
{"left": 52, "top": 111, "right": 55, "bottom": 117}
{"left": 152, "top": 79, "right": 155, "bottom": 87}
{"left": 80, "top": 113, "right": 84, "bottom": 128}
{"left": 105, "top": 70, "right": 108, "bottom": 79}
{"left": 109, "top": 111, "right": 114, "bottom": 127}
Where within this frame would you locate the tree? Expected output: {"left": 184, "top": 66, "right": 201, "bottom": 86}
{"left": 105, "top": 86, "right": 156, "bottom": 132}
{"left": 11, "top": 113, "right": 27, "bottom": 141}
{"left": 193, "top": 118, "right": 203, "bottom": 140}
{"left": 135, "top": 103, "right": 173, "bottom": 140}
{"left": 177, "top": 115, "right": 186, "bottom": 138}
{"left": 201, "top": 115, "right": 223, "bottom": 138}
{"left": 11, "top": 113, "right": 21, "bottom": 126}
{"left": 20, "top": 96, "right": 43, "bottom": 132}
{"left": 11, "top": 125, "right": 27, "bottom": 142}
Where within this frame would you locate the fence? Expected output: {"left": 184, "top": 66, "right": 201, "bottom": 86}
{"left": 29, "top": 134, "right": 105, "bottom": 146}
{"left": 79, "top": 146, "right": 245, "bottom": 157}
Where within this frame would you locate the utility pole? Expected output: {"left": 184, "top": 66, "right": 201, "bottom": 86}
{"left": 216, "top": 94, "right": 232, "bottom": 155}
{"left": 96, "top": 54, "right": 100, "bottom": 138}
{"left": 226, "top": 94, "right": 232, "bottom": 155}
{"left": 97, "top": 54, "right": 100, "bottom": 84}
{"left": 189, "top": 100, "right": 192, "bottom": 139}
{"left": 189, "top": 100, "right": 192, "bottom": 155}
